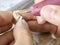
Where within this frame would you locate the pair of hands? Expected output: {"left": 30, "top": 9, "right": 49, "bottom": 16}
{"left": 0, "top": 11, "right": 57, "bottom": 45}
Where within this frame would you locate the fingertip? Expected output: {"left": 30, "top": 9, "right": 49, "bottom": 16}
{"left": 36, "top": 16, "right": 45, "bottom": 24}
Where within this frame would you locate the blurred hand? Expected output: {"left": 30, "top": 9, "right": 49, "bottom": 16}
{"left": 37, "top": 5, "right": 60, "bottom": 37}
{"left": 0, "top": 11, "right": 57, "bottom": 45}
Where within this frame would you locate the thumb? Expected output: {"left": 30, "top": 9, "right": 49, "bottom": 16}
{"left": 13, "top": 18, "right": 34, "bottom": 45}
{"left": 13, "top": 18, "right": 30, "bottom": 40}
{"left": 40, "top": 5, "right": 60, "bottom": 37}
{"left": 40, "top": 5, "right": 60, "bottom": 26}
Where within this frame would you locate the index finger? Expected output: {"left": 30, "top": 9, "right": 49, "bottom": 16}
{"left": 0, "top": 11, "right": 13, "bottom": 33}
{"left": 13, "top": 10, "right": 36, "bottom": 21}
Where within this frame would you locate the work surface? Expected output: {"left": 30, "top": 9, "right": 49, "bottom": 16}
{"left": 33, "top": 32, "right": 60, "bottom": 45}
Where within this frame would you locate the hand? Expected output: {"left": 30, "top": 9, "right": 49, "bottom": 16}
{"left": 37, "top": 5, "right": 60, "bottom": 37}
{"left": 0, "top": 11, "right": 13, "bottom": 45}
{"left": 0, "top": 11, "right": 57, "bottom": 45}
{"left": 13, "top": 18, "right": 34, "bottom": 45}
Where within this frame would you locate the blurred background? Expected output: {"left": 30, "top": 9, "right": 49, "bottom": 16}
{"left": 0, "top": 0, "right": 34, "bottom": 11}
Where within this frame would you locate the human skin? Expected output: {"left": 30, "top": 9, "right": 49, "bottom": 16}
{"left": 13, "top": 19, "right": 34, "bottom": 45}
{"left": 0, "top": 0, "right": 60, "bottom": 45}
{"left": 39, "top": 5, "right": 60, "bottom": 37}
{"left": 0, "top": 0, "right": 59, "bottom": 44}
{"left": 0, "top": 11, "right": 57, "bottom": 45}
{"left": 34, "top": 0, "right": 60, "bottom": 37}
{"left": 0, "top": 11, "right": 13, "bottom": 33}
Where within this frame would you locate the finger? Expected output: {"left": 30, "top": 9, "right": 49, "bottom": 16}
{"left": 13, "top": 19, "right": 34, "bottom": 45}
{"left": 27, "top": 20, "right": 43, "bottom": 32}
{"left": 0, "top": 23, "right": 12, "bottom": 34}
{"left": 36, "top": 16, "right": 46, "bottom": 24}
{"left": 27, "top": 21, "right": 57, "bottom": 33}
{"left": 40, "top": 5, "right": 60, "bottom": 37}
{"left": 14, "top": 19, "right": 31, "bottom": 39}
{"left": 40, "top": 5, "right": 60, "bottom": 26}
{"left": 0, "top": 11, "right": 13, "bottom": 26}
{"left": 0, "top": 11, "right": 13, "bottom": 34}
{"left": 54, "top": 26, "right": 60, "bottom": 38}
{"left": 16, "top": 11, "right": 36, "bottom": 21}
{"left": 0, "top": 30, "right": 14, "bottom": 45}
{"left": 9, "top": 41, "right": 15, "bottom": 45}
{"left": 22, "top": 12, "right": 36, "bottom": 21}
